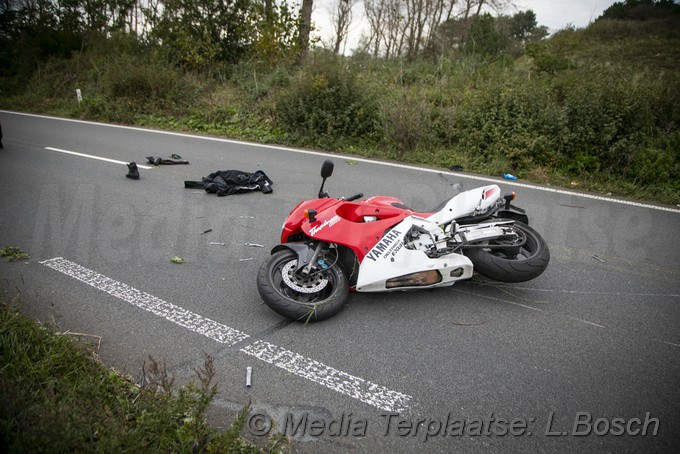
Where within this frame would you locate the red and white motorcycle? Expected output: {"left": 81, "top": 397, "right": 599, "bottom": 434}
{"left": 257, "top": 160, "right": 549, "bottom": 321}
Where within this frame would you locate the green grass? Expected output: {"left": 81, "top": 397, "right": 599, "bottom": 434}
{"left": 0, "top": 247, "right": 30, "bottom": 262}
{"left": 0, "top": 296, "right": 283, "bottom": 453}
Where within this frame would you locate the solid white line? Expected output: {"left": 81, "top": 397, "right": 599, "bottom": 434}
{"left": 241, "top": 340, "right": 412, "bottom": 413}
{"left": 45, "top": 146, "right": 153, "bottom": 169}
{"left": 5, "top": 110, "right": 678, "bottom": 214}
{"left": 39, "top": 256, "right": 413, "bottom": 412}
{"left": 39, "top": 257, "right": 249, "bottom": 345}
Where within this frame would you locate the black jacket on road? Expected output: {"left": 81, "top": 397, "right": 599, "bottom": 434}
{"left": 184, "top": 170, "right": 273, "bottom": 196}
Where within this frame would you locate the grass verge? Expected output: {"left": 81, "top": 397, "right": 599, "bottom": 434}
{"left": 0, "top": 295, "right": 282, "bottom": 453}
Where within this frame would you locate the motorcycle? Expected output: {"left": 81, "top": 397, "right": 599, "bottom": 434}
{"left": 257, "top": 160, "right": 550, "bottom": 322}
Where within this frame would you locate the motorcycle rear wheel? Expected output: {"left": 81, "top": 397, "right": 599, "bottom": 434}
{"left": 257, "top": 249, "right": 349, "bottom": 322}
{"left": 465, "top": 220, "right": 550, "bottom": 283}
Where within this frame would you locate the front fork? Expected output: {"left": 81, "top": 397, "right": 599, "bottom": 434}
{"left": 301, "top": 241, "right": 325, "bottom": 275}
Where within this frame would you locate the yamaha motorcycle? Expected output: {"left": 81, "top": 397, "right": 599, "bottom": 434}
{"left": 257, "top": 160, "right": 549, "bottom": 321}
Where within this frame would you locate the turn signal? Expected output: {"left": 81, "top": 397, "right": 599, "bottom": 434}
{"left": 304, "top": 209, "right": 317, "bottom": 223}
{"left": 503, "top": 191, "right": 516, "bottom": 209}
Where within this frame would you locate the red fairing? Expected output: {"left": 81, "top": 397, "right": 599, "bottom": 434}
{"left": 281, "top": 196, "right": 417, "bottom": 262}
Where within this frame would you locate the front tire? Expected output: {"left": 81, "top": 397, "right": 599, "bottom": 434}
{"left": 257, "top": 249, "right": 349, "bottom": 322}
{"left": 465, "top": 221, "right": 550, "bottom": 283}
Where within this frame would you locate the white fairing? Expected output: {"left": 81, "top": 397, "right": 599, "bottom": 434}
{"left": 355, "top": 217, "right": 474, "bottom": 292}
{"left": 427, "top": 184, "right": 501, "bottom": 225}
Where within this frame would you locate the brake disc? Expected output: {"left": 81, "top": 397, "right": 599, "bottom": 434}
{"left": 281, "top": 260, "right": 329, "bottom": 293}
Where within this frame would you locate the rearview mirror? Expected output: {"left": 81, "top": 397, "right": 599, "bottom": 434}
{"left": 321, "top": 160, "right": 334, "bottom": 178}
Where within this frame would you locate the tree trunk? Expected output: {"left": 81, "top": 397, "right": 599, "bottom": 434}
{"left": 297, "top": 0, "right": 314, "bottom": 64}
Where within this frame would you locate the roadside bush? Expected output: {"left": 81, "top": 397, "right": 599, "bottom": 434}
{"left": 453, "top": 79, "right": 565, "bottom": 172}
{"left": 275, "top": 54, "right": 379, "bottom": 146}
{"left": 103, "top": 58, "right": 199, "bottom": 121}
{"left": 555, "top": 67, "right": 673, "bottom": 177}
{"left": 381, "top": 92, "right": 436, "bottom": 156}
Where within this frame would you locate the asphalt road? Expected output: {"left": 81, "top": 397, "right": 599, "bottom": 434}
{"left": 1, "top": 110, "right": 679, "bottom": 453}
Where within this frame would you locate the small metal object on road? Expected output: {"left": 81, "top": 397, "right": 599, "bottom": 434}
{"left": 592, "top": 254, "right": 605, "bottom": 263}
{"left": 209, "top": 242, "right": 226, "bottom": 246}
{"left": 239, "top": 258, "right": 254, "bottom": 262}
{"left": 244, "top": 242, "right": 264, "bottom": 248}
{"left": 246, "top": 367, "right": 252, "bottom": 387}
{"left": 201, "top": 229, "right": 213, "bottom": 234}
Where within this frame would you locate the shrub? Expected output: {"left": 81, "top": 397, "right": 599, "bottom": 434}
{"left": 275, "top": 54, "right": 379, "bottom": 146}
{"left": 453, "top": 79, "right": 565, "bottom": 172}
{"left": 381, "top": 93, "right": 436, "bottom": 156}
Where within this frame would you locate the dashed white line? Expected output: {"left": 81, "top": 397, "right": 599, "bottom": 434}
{"left": 241, "top": 340, "right": 412, "bottom": 413}
{"left": 40, "top": 256, "right": 413, "bottom": 413}
{"left": 45, "top": 146, "right": 153, "bottom": 169}
{"left": 40, "top": 257, "right": 249, "bottom": 345}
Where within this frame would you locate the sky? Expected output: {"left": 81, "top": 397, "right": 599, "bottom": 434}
{"left": 311, "top": 0, "right": 620, "bottom": 54}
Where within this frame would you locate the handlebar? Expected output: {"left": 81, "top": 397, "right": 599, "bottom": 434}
{"left": 343, "top": 193, "right": 364, "bottom": 202}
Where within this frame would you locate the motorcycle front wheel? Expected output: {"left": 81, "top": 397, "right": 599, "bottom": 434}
{"left": 257, "top": 249, "right": 349, "bottom": 322}
{"left": 465, "top": 220, "right": 550, "bottom": 283}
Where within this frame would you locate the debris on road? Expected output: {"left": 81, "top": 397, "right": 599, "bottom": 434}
{"left": 244, "top": 242, "right": 264, "bottom": 248}
{"left": 592, "top": 254, "right": 606, "bottom": 263}
{"left": 170, "top": 256, "right": 185, "bottom": 264}
{"left": 201, "top": 229, "right": 213, "bottom": 234}
{"left": 126, "top": 162, "right": 140, "bottom": 180}
{"left": 0, "top": 246, "right": 30, "bottom": 261}
{"left": 146, "top": 155, "right": 190, "bottom": 165}
{"left": 246, "top": 367, "right": 252, "bottom": 387}
{"left": 184, "top": 169, "right": 273, "bottom": 196}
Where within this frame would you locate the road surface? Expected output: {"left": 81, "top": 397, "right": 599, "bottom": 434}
{"left": 1, "top": 111, "right": 679, "bottom": 452}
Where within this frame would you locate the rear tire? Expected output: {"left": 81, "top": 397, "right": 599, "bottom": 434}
{"left": 257, "top": 249, "right": 349, "bottom": 322}
{"left": 465, "top": 221, "right": 550, "bottom": 283}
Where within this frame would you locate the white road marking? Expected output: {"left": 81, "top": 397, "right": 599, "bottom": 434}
{"left": 241, "top": 340, "right": 412, "bottom": 413}
{"left": 45, "top": 146, "right": 153, "bottom": 169}
{"left": 40, "top": 257, "right": 248, "bottom": 345}
{"left": 40, "top": 256, "right": 413, "bottom": 412}
{"left": 5, "top": 110, "right": 678, "bottom": 214}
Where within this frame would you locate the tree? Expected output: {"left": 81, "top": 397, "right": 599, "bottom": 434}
{"left": 464, "top": 12, "right": 506, "bottom": 56}
{"left": 599, "top": 0, "right": 680, "bottom": 21}
{"left": 329, "top": 0, "right": 355, "bottom": 54}
{"left": 364, "top": 0, "right": 458, "bottom": 58}
{"left": 296, "top": 0, "right": 312, "bottom": 63}
{"left": 251, "top": 0, "right": 302, "bottom": 64}
{"left": 147, "top": 0, "right": 254, "bottom": 70}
